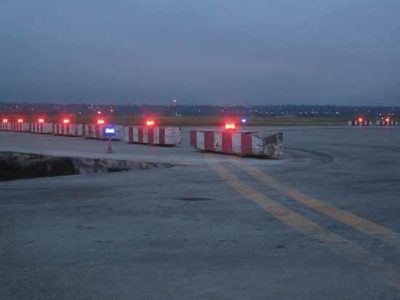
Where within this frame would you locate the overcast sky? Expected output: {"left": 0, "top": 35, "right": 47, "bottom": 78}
{"left": 1, "top": 0, "right": 399, "bottom": 105}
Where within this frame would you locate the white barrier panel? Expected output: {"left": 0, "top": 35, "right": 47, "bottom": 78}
{"left": 53, "top": 123, "right": 84, "bottom": 136}
{"left": 30, "top": 122, "right": 54, "bottom": 134}
{"left": 190, "top": 130, "right": 283, "bottom": 158}
{"left": 124, "top": 126, "right": 181, "bottom": 146}
{"left": 83, "top": 124, "right": 124, "bottom": 140}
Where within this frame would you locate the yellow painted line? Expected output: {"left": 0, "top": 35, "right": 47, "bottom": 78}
{"left": 205, "top": 153, "right": 400, "bottom": 290}
{"left": 241, "top": 164, "right": 400, "bottom": 245}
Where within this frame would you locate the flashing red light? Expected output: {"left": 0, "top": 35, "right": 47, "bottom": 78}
{"left": 358, "top": 118, "right": 363, "bottom": 123}
{"left": 225, "top": 123, "right": 236, "bottom": 130}
{"left": 38, "top": 118, "right": 44, "bottom": 123}
{"left": 2, "top": 118, "right": 8, "bottom": 123}
{"left": 97, "top": 119, "right": 105, "bottom": 125}
{"left": 17, "top": 119, "right": 23, "bottom": 123}
{"left": 386, "top": 117, "right": 390, "bottom": 123}
{"left": 63, "top": 119, "right": 70, "bottom": 124}
{"left": 146, "top": 120, "right": 155, "bottom": 126}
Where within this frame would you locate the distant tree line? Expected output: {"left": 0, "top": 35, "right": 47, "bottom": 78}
{"left": 0, "top": 103, "right": 398, "bottom": 118}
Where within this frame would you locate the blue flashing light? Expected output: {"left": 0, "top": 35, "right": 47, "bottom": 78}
{"left": 104, "top": 126, "right": 116, "bottom": 137}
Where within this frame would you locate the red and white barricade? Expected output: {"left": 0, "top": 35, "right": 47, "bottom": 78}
{"left": 83, "top": 124, "right": 124, "bottom": 140}
{"left": 11, "top": 122, "right": 30, "bottom": 132}
{"left": 30, "top": 122, "right": 54, "bottom": 134}
{"left": 124, "top": 126, "right": 181, "bottom": 146}
{"left": 376, "top": 120, "right": 399, "bottom": 126}
{"left": 348, "top": 120, "right": 372, "bottom": 126}
{"left": 0, "top": 122, "right": 11, "bottom": 131}
{"left": 190, "top": 130, "right": 283, "bottom": 158}
{"left": 53, "top": 123, "right": 84, "bottom": 136}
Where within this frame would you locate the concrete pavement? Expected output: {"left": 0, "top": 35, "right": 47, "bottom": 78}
{"left": 1, "top": 126, "right": 400, "bottom": 299}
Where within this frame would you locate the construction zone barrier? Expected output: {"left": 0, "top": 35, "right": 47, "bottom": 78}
{"left": 11, "top": 122, "right": 30, "bottom": 132}
{"left": 53, "top": 123, "right": 84, "bottom": 137}
{"left": 0, "top": 121, "right": 11, "bottom": 131}
{"left": 124, "top": 126, "right": 182, "bottom": 146}
{"left": 190, "top": 130, "right": 283, "bottom": 158}
{"left": 83, "top": 124, "right": 124, "bottom": 140}
{"left": 30, "top": 122, "right": 54, "bottom": 134}
{"left": 376, "top": 120, "right": 399, "bottom": 126}
{"left": 348, "top": 120, "right": 372, "bottom": 126}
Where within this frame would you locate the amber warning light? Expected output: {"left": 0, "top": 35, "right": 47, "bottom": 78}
{"left": 97, "top": 119, "right": 105, "bottom": 125}
{"left": 63, "top": 119, "right": 70, "bottom": 124}
{"left": 38, "top": 118, "right": 44, "bottom": 123}
{"left": 146, "top": 120, "right": 155, "bottom": 126}
{"left": 2, "top": 119, "right": 8, "bottom": 123}
{"left": 17, "top": 119, "right": 23, "bottom": 123}
{"left": 225, "top": 123, "right": 236, "bottom": 130}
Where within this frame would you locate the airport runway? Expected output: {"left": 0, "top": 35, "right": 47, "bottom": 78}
{"left": 1, "top": 126, "right": 400, "bottom": 299}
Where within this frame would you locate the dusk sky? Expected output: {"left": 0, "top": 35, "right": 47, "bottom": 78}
{"left": 1, "top": 0, "right": 400, "bottom": 105}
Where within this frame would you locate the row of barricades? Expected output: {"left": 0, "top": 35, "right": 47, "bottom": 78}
{"left": 0, "top": 121, "right": 284, "bottom": 158}
{"left": 348, "top": 120, "right": 399, "bottom": 126}
{"left": 376, "top": 120, "right": 399, "bottom": 126}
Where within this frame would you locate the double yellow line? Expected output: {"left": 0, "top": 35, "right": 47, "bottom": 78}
{"left": 243, "top": 165, "right": 400, "bottom": 245}
{"left": 205, "top": 153, "right": 400, "bottom": 290}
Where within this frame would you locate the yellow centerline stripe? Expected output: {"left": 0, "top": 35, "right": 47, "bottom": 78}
{"left": 205, "top": 153, "right": 400, "bottom": 290}
{"left": 241, "top": 164, "right": 400, "bottom": 245}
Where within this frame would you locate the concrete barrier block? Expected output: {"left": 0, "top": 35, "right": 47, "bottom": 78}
{"left": 11, "top": 122, "right": 30, "bottom": 132}
{"left": 124, "top": 126, "right": 181, "bottom": 146}
{"left": 190, "top": 130, "right": 283, "bottom": 158}
{"left": 53, "top": 124, "right": 84, "bottom": 136}
{"left": 0, "top": 123, "right": 11, "bottom": 131}
{"left": 30, "top": 122, "right": 53, "bottom": 134}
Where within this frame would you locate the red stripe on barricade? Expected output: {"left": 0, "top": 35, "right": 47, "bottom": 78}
{"left": 204, "top": 131, "right": 214, "bottom": 151}
{"left": 159, "top": 127, "right": 165, "bottom": 144}
{"left": 95, "top": 125, "right": 100, "bottom": 138}
{"left": 241, "top": 133, "right": 252, "bottom": 155}
{"left": 190, "top": 131, "right": 197, "bottom": 147}
{"left": 138, "top": 127, "right": 143, "bottom": 143}
{"left": 129, "top": 127, "right": 133, "bottom": 143}
{"left": 222, "top": 131, "right": 233, "bottom": 153}
{"left": 148, "top": 127, "right": 154, "bottom": 145}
